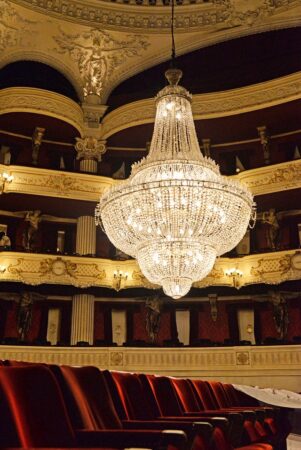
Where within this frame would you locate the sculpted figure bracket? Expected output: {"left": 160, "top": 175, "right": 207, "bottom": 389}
{"left": 53, "top": 27, "right": 149, "bottom": 99}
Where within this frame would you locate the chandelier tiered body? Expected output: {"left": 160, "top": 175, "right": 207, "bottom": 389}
{"left": 96, "top": 69, "right": 254, "bottom": 299}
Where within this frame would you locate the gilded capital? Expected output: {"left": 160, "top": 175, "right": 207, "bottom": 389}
{"left": 75, "top": 137, "right": 107, "bottom": 162}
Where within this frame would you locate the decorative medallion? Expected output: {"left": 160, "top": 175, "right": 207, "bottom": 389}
{"left": 236, "top": 352, "right": 250, "bottom": 365}
{"left": 39, "top": 257, "right": 77, "bottom": 277}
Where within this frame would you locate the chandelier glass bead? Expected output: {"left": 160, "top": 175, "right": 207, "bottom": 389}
{"left": 96, "top": 68, "right": 254, "bottom": 299}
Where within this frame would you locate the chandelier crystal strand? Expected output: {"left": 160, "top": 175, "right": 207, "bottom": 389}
{"left": 96, "top": 68, "right": 254, "bottom": 299}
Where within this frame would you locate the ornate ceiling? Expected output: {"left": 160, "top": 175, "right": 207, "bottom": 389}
{"left": 1, "top": 0, "right": 300, "bottom": 104}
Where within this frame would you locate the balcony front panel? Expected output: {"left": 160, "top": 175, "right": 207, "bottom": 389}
{"left": 2, "top": 159, "right": 301, "bottom": 201}
{"left": 0, "top": 344, "right": 300, "bottom": 391}
{"left": 0, "top": 249, "right": 300, "bottom": 289}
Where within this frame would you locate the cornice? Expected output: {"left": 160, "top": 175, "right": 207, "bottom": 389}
{"left": 2, "top": 159, "right": 301, "bottom": 201}
{"left": 0, "top": 249, "right": 300, "bottom": 289}
{"left": 0, "top": 88, "right": 84, "bottom": 135}
{"left": 101, "top": 72, "right": 301, "bottom": 139}
{"left": 9, "top": 0, "right": 301, "bottom": 32}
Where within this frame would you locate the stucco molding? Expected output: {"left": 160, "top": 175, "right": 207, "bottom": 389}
{"left": 8, "top": 0, "right": 301, "bottom": 32}
{"left": 2, "top": 159, "right": 301, "bottom": 201}
{"left": 101, "top": 72, "right": 301, "bottom": 139}
{"left": 235, "top": 159, "right": 301, "bottom": 196}
{"left": 0, "top": 87, "right": 84, "bottom": 135}
{"left": 1, "top": 165, "right": 115, "bottom": 201}
{"left": 0, "top": 249, "right": 300, "bottom": 289}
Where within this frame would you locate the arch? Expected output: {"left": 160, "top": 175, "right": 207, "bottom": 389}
{"left": 0, "top": 51, "right": 83, "bottom": 102}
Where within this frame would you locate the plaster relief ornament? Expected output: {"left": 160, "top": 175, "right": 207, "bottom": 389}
{"left": 53, "top": 28, "right": 149, "bottom": 99}
{"left": 0, "top": 0, "right": 36, "bottom": 52}
{"left": 218, "top": 0, "right": 275, "bottom": 27}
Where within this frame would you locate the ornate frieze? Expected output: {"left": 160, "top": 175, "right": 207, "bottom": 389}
{"left": 0, "top": 88, "right": 84, "bottom": 135}
{"left": 193, "top": 249, "right": 301, "bottom": 289}
{"left": 236, "top": 159, "right": 301, "bottom": 196}
{"left": 1, "top": 164, "right": 115, "bottom": 201}
{"left": 3, "top": 253, "right": 109, "bottom": 287}
{"left": 101, "top": 72, "right": 301, "bottom": 139}
{"left": 1, "top": 249, "right": 300, "bottom": 289}
{"left": 8, "top": 0, "right": 301, "bottom": 32}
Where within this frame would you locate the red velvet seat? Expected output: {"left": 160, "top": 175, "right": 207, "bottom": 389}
{"left": 206, "top": 381, "right": 280, "bottom": 439}
{"left": 143, "top": 374, "right": 275, "bottom": 450}
{"left": 0, "top": 365, "right": 186, "bottom": 450}
{"left": 222, "top": 384, "right": 278, "bottom": 436}
{"left": 0, "top": 365, "right": 80, "bottom": 448}
{"left": 53, "top": 365, "right": 214, "bottom": 450}
{"left": 105, "top": 370, "right": 273, "bottom": 450}
{"left": 191, "top": 380, "right": 286, "bottom": 449}
{"left": 179, "top": 378, "right": 266, "bottom": 443}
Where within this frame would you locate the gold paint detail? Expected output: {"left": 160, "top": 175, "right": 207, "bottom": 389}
{"left": 236, "top": 352, "right": 250, "bottom": 366}
{"left": 1, "top": 250, "right": 301, "bottom": 289}
{"left": 7, "top": 0, "right": 301, "bottom": 32}
{"left": 1, "top": 164, "right": 114, "bottom": 201}
{"left": 40, "top": 257, "right": 77, "bottom": 277}
{"left": 110, "top": 351, "right": 123, "bottom": 366}
{"left": 2, "top": 159, "right": 301, "bottom": 201}
{"left": 53, "top": 28, "right": 149, "bottom": 99}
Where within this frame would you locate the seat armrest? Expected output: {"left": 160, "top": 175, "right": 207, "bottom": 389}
{"left": 160, "top": 415, "right": 229, "bottom": 434}
{"left": 122, "top": 419, "right": 213, "bottom": 446}
{"left": 122, "top": 419, "right": 195, "bottom": 432}
{"left": 76, "top": 429, "right": 187, "bottom": 450}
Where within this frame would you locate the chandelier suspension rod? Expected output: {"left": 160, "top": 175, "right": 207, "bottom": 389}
{"left": 171, "top": 0, "right": 176, "bottom": 66}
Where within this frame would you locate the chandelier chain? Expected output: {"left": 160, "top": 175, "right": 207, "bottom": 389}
{"left": 171, "top": 0, "right": 176, "bottom": 67}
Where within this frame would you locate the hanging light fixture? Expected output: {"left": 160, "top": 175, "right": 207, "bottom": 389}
{"left": 95, "top": 0, "right": 255, "bottom": 299}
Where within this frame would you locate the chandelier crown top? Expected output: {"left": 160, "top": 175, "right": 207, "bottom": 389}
{"left": 165, "top": 68, "right": 183, "bottom": 86}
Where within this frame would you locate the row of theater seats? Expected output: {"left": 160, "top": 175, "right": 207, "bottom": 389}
{"left": 0, "top": 360, "right": 290, "bottom": 450}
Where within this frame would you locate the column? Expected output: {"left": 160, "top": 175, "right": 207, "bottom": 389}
{"left": 76, "top": 216, "right": 96, "bottom": 256}
{"left": 71, "top": 294, "right": 95, "bottom": 345}
{"left": 75, "top": 136, "right": 106, "bottom": 174}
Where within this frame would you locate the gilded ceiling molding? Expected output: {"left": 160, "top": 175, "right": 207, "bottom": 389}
{"left": 2, "top": 159, "right": 301, "bottom": 201}
{"left": 8, "top": 0, "right": 301, "bottom": 32}
{"left": 0, "top": 0, "right": 37, "bottom": 50}
{"left": 1, "top": 165, "right": 115, "bottom": 201}
{"left": 1, "top": 249, "right": 300, "bottom": 289}
{"left": 101, "top": 72, "right": 301, "bottom": 139}
{"left": 0, "top": 87, "right": 84, "bottom": 135}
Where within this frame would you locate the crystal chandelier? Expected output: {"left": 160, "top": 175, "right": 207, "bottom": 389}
{"left": 95, "top": 4, "right": 255, "bottom": 300}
